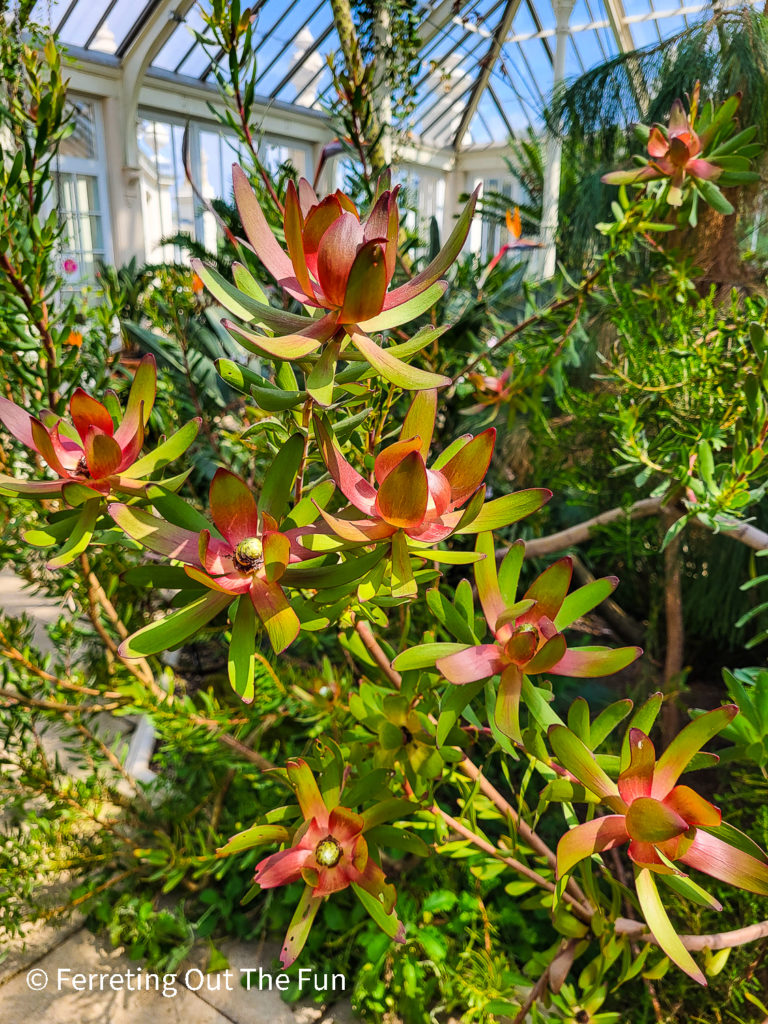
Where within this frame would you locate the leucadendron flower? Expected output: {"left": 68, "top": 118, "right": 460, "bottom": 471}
{"left": 310, "top": 390, "right": 551, "bottom": 597}
{"left": 551, "top": 706, "right": 768, "bottom": 985}
{"left": 192, "top": 168, "right": 480, "bottom": 401}
{"left": 602, "top": 98, "right": 721, "bottom": 206}
{"left": 601, "top": 87, "right": 759, "bottom": 214}
{"left": 110, "top": 468, "right": 301, "bottom": 658}
{"left": 406, "top": 533, "right": 640, "bottom": 742}
{"left": 0, "top": 355, "right": 198, "bottom": 569}
{"left": 216, "top": 759, "right": 406, "bottom": 968}
{"left": 482, "top": 206, "right": 541, "bottom": 280}
{"left": 0, "top": 355, "right": 195, "bottom": 500}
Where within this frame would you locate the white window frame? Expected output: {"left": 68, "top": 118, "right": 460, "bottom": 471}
{"left": 56, "top": 95, "right": 115, "bottom": 275}
{"left": 137, "top": 110, "right": 313, "bottom": 259}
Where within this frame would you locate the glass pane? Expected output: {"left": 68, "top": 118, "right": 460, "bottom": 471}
{"left": 153, "top": 6, "right": 208, "bottom": 71}
{"left": 199, "top": 130, "right": 224, "bottom": 200}
{"left": 173, "top": 123, "right": 195, "bottom": 238}
{"left": 75, "top": 175, "right": 100, "bottom": 215}
{"left": 79, "top": 214, "right": 104, "bottom": 252}
{"left": 60, "top": 100, "right": 97, "bottom": 159}
{"left": 56, "top": 168, "right": 105, "bottom": 286}
{"left": 58, "top": 2, "right": 113, "bottom": 49}
{"left": 61, "top": 212, "right": 79, "bottom": 251}
{"left": 261, "top": 140, "right": 308, "bottom": 177}
{"left": 137, "top": 118, "right": 191, "bottom": 262}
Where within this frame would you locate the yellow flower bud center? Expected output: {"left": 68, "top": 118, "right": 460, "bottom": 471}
{"left": 315, "top": 836, "right": 342, "bottom": 868}
{"left": 233, "top": 537, "right": 263, "bottom": 574}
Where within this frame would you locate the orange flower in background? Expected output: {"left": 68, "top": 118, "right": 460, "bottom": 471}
{"left": 65, "top": 331, "right": 83, "bottom": 348}
{"left": 191, "top": 271, "right": 204, "bottom": 294}
{"left": 483, "top": 206, "right": 541, "bottom": 279}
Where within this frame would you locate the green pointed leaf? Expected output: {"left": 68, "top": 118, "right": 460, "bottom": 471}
{"left": 401, "top": 390, "right": 436, "bottom": 458}
{"left": 216, "top": 358, "right": 271, "bottom": 396}
{"left": 567, "top": 697, "right": 591, "bottom": 745}
{"left": 251, "top": 383, "right": 306, "bottom": 412}
{"left": 391, "top": 642, "right": 468, "bottom": 672}
{"left": 119, "top": 591, "right": 232, "bottom": 657}
{"left": 361, "top": 798, "right": 419, "bottom": 830}
{"left": 228, "top": 596, "right": 257, "bottom": 703}
{"left": 652, "top": 705, "right": 738, "bottom": 797}
{"left": 431, "top": 435, "right": 470, "bottom": 471}
{"left": 306, "top": 339, "right": 340, "bottom": 406}
{"left": 658, "top": 870, "right": 722, "bottom": 911}
{"left": 260, "top": 433, "right": 305, "bottom": 519}
{"left": 192, "top": 258, "right": 313, "bottom": 334}
{"left": 122, "top": 419, "right": 200, "bottom": 479}
{"left": 620, "top": 693, "right": 663, "bottom": 771}
{"left": 521, "top": 675, "right": 564, "bottom": 731}
{"left": 412, "top": 546, "right": 482, "bottom": 565}
{"left": 351, "top": 882, "right": 405, "bottom": 942}
{"left": 634, "top": 868, "right": 705, "bottom": 985}
{"left": 358, "top": 282, "right": 447, "bottom": 332}
{"left": 47, "top": 498, "right": 101, "bottom": 569}
{"left": 231, "top": 261, "right": 268, "bottom": 302}
{"left": 145, "top": 485, "right": 212, "bottom": 534}
{"left": 554, "top": 576, "right": 618, "bottom": 631}
{"left": 279, "top": 885, "right": 323, "bottom": 968}
{"left": 456, "top": 489, "right": 551, "bottom": 534}
{"left": 696, "top": 179, "right": 734, "bottom": 215}
{"left": 391, "top": 529, "right": 417, "bottom": 599}
{"left": 351, "top": 331, "right": 450, "bottom": 391}
{"left": 549, "top": 724, "right": 622, "bottom": 807}
{"left": 498, "top": 541, "right": 525, "bottom": 606}
{"left": 217, "top": 823, "right": 290, "bottom": 857}
{"left": 23, "top": 511, "right": 82, "bottom": 548}
{"left": 590, "top": 699, "right": 633, "bottom": 749}
{"left": 437, "top": 678, "right": 485, "bottom": 746}
{"left": 426, "top": 588, "right": 476, "bottom": 644}
{"left": 123, "top": 565, "right": 205, "bottom": 589}
{"left": 364, "top": 825, "right": 429, "bottom": 857}
{"left": 282, "top": 546, "right": 386, "bottom": 588}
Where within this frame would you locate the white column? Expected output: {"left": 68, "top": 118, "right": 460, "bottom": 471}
{"left": 536, "top": 0, "right": 574, "bottom": 280}
{"left": 102, "top": 93, "right": 145, "bottom": 265}
{"left": 441, "top": 161, "right": 466, "bottom": 244}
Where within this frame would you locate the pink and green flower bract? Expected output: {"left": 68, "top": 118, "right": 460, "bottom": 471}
{"left": 428, "top": 534, "right": 641, "bottom": 740}
{"left": 196, "top": 168, "right": 482, "bottom": 398}
{"left": 602, "top": 98, "right": 722, "bottom": 206}
{"left": 218, "top": 759, "right": 404, "bottom": 968}
{"left": 314, "top": 389, "right": 495, "bottom": 545}
{"left": 309, "top": 391, "right": 550, "bottom": 598}
{"left": 0, "top": 355, "right": 194, "bottom": 500}
{"left": 551, "top": 706, "right": 768, "bottom": 984}
{"left": 110, "top": 468, "right": 301, "bottom": 655}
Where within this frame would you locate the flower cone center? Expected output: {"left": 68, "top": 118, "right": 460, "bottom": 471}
{"left": 504, "top": 624, "right": 539, "bottom": 665}
{"left": 315, "top": 836, "right": 342, "bottom": 868}
{"left": 625, "top": 796, "right": 688, "bottom": 843}
{"left": 233, "top": 537, "right": 264, "bottom": 573}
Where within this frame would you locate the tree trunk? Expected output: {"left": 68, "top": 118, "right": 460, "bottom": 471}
{"left": 328, "top": 0, "right": 389, "bottom": 179}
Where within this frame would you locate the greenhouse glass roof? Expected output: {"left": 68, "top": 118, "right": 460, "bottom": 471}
{"left": 29, "top": 0, "right": 757, "bottom": 149}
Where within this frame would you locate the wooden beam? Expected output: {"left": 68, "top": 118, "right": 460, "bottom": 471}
{"left": 452, "top": 0, "right": 522, "bottom": 152}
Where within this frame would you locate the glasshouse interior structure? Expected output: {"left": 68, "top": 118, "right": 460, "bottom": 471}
{"left": 6, "top": 1, "right": 768, "bottom": 1023}
{"left": 25, "top": 0, "right": 742, "bottom": 279}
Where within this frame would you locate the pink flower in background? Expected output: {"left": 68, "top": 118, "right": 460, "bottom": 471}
{"left": 63, "top": 258, "right": 78, "bottom": 274}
